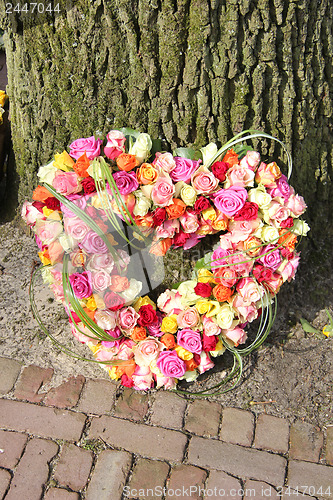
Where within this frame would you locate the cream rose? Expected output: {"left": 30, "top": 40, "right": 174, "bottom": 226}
{"left": 180, "top": 184, "right": 197, "bottom": 206}
{"left": 37, "top": 161, "right": 58, "bottom": 184}
{"left": 129, "top": 133, "right": 152, "bottom": 163}
{"left": 247, "top": 186, "right": 272, "bottom": 210}
{"left": 133, "top": 191, "right": 152, "bottom": 216}
{"left": 216, "top": 304, "right": 236, "bottom": 329}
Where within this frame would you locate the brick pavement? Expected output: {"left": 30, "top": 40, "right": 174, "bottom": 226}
{"left": 0, "top": 356, "right": 332, "bottom": 500}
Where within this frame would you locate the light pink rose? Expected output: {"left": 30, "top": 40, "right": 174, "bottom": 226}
{"left": 151, "top": 175, "right": 175, "bottom": 207}
{"left": 91, "top": 270, "right": 111, "bottom": 292}
{"left": 191, "top": 169, "right": 219, "bottom": 194}
{"left": 95, "top": 346, "right": 119, "bottom": 362}
{"left": 227, "top": 252, "right": 254, "bottom": 277}
{"left": 52, "top": 171, "right": 81, "bottom": 195}
{"left": 236, "top": 277, "right": 264, "bottom": 303}
{"left": 179, "top": 212, "right": 200, "bottom": 233}
{"left": 117, "top": 306, "right": 140, "bottom": 330}
{"left": 133, "top": 337, "right": 165, "bottom": 367}
{"left": 153, "top": 152, "right": 176, "bottom": 173}
{"left": 104, "top": 130, "right": 126, "bottom": 160}
{"left": 70, "top": 249, "right": 87, "bottom": 267}
{"left": 21, "top": 201, "right": 45, "bottom": 227}
{"left": 240, "top": 151, "right": 261, "bottom": 171}
{"left": 50, "top": 283, "right": 65, "bottom": 303}
{"left": 156, "top": 219, "right": 180, "bottom": 239}
{"left": 228, "top": 219, "right": 259, "bottom": 243}
{"left": 266, "top": 201, "right": 290, "bottom": 225}
{"left": 69, "top": 136, "right": 103, "bottom": 160}
{"left": 202, "top": 315, "right": 221, "bottom": 337}
{"left": 177, "top": 328, "right": 202, "bottom": 354}
{"left": 225, "top": 164, "right": 255, "bottom": 188}
{"left": 224, "top": 327, "right": 247, "bottom": 346}
{"left": 197, "top": 351, "right": 215, "bottom": 374}
{"left": 155, "top": 374, "right": 177, "bottom": 389}
{"left": 170, "top": 157, "right": 201, "bottom": 183}
{"left": 132, "top": 366, "right": 153, "bottom": 390}
{"left": 116, "top": 339, "right": 135, "bottom": 360}
{"left": 177, "top": 307, "right": 200, "bottom": 329}
{"left": 286, "top": 194, "right": 307, "bottom": 217}
{"left": 64, "top": 216, "right": 90, "bottom": 241}
{"left": 81, "top": 230, "right": 109, "bottom": 254}
{"left": 95, "top": 309, "right": 117, "bottom": 330}
{"left": 71, "top": 323, "right": 93, "bottom": 344}
{"left": 157, "top": 289, "right": 184, "bottom": 315}
{"left": 87, "top": 253, "right": 114, "bottom": 273}
{"left": 34, "top": 219, "right": 63, "bottom": 245}
{"left": 117, "top": 249, "right": 131, "bottom": 269}
{"left": 277, "top": 254, "right": 300, "bottom": 282}
{"left": 232, "top": 295, "right": 258, "bottom": 323}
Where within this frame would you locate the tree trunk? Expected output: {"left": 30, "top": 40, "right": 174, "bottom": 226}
{"left": 1, "top": 0, "right": 333, "bottom": 304}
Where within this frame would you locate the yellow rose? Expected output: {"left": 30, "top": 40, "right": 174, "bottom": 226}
{"left": 108, "top": 366, "right": 120, "bottom": 380}
{"left": 205, "top": 300, "right": 221, "bottom": 317}
{"left": 86, "top": 296, "right": 97, "bottom": 311}
{"left": 93, "top": 293, "right": 105, "bottom": 310}
{"left": 53, "top": 151, "right": 75, "bottom": 171}
{"left": 133, "top": 295, "right": 156, "bottom": 312}
{"left": 197, "top": 269, "right": 216, "bottom": 284}
{"left": 212, "top": 212, "right": 228, "bottom": 231}
{"left": 195, "top": 299, "right": 211, "bottom": 315}
{"left": 0, "top": 90, "right": 8, "bottom": 107}
{"left": 174, "top": 345, "right": 193, "bottom": 361}
{"left": 47, "top": 211, "right": 62, "bottom": 221}
{"left": 180, "top": 185, "right": 197, "bottom": 206}
{"left": 202, "top": 206, "right": 217, "bottom": 222}
{"left": 161, "top": 315, "right": 178, "bottom": 334}
{"left": 42, "top": 207, "right": 54, "bottom": 217}
{"left": 196, "top": 222, "right": 213, "bottom": 235}
{"left": 87, "top": 342, "right": 100, "bottom": 355}
{"left": 210, "top": 340, "right": 226, "bottom": 357}
{"left": 38, "top": 250, "right": 51, "bottom": 266}
{"left": 91, "top": 192, "right": 111, "bottom": 209}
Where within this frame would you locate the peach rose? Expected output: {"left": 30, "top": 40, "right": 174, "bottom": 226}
{"left": 116, "top": 153, "right": 139, "bottom": 172}
{"left": 177, "top": 307, "right": 200, "bottom": 329}
{"left": 166, "top": 198, "right": 187, "bottom": 219}
{"left": 137, "top": 163, "right": 158, "bottom": 185}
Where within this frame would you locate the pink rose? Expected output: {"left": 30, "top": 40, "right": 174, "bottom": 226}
{"left": 277, "top": 254, "right": 300, "bottom": 282}
{"left": 91, "top": 270, "right": 111, "bottom": 292}
{"left": 177, "top": 328, "right": 202, "bottom": 354}
{"left": 101, "top": 326, "right": 122, "bottom": 349}
{"left": 266, "top": 201, "right": 290, "bottom": 226}
{"left": 214, "top": 267, "right": 238, "bottom": 287}
{"left": 183, "top": 234, "right": 204, "bottom": 250}
{"left": 226, "top": 252, "right": 254, "bottom": 277}
{"left": 225, "top": 164, "right": 255, "bottom": 188}
{"left": 212, "top": 186, "right": 248, "bottom": 217}
{"left": 151, "top": 175, "right": 175, "bottom": 207}
{"left": 258, "top": 244, "right": 282, "bottom": 271}
{"left": 170, "top": 157, "right": 201, "bottom": 183}
{"left": 211, "top": 247, "right": 230, "bottom": 270}
{"left": 153, "top": 152, "right": 176, "bottom": 173}
{"left": 191, "top": 169, "right": 219, "bottom": 194}
{"left": 34, "top": 219, "right": 63, "bottom": 245}
{"left": 228, "top": 220, "right": 259, "bottom": 243}
{"left": 179, "top": 212, "right": 200, "bottom": 233}
{"left": 156, "top": 219, "right": 180, "bottom": 239}
{"left": 81, "top": 230, "right": 109, "bottom": 254}
{"left": 132, "top": 366, "right": 153, "bottom": 391}
{"left": 224, "top": 327, "right": 247, "bottom": 346}
{"left": 21, "top": 201, "right": 45, "bottom": 227}
{"left": 69, "top": 271, "right": 93, "bottom": 299}
{"left": 267, "top": 174, "right": 291, "bottom": 201}
{"left": 69, "top": 136, "right": 103, "bottom": 160}
{"left": 71, "top": 324, "right": 97, "bottom": 344}
{"left": 286, "top": 194, "right": 307, "bottom": 217}
{"left": 64, "top": 216, "right": 90, "bottom": 241}
{"left": 197, "top": 351, "right": 215, "bottom": 374}
{"left": 157, "top": 290, "right": 184, "bottom": 315}
{"left": 52, "top": 171, "right": 81, "bottom": 196}
{"left": 240, "top": 151, "right": 261, "bottom": 171}
{"left": 156, "top": 351, "right": 186, "bottom": 378}
{"left": 118, "top": 306, "right": 140, "bottom": 330}
{"left": 87, "top": 253, "right": 114, "bottom": 273}
{"left": 232, "top": 295, "right": 258, "bottom": 323}
{"left": 177, "top": 307, "right": 200, "bottom": 329}
{"left": 133, "top": 337, "right": 165, "bottom": 367}
{"left": 155, "top": 374, "right": 177, "bottom": 390}
{"left": 236, "top": 277, "right": 264, "bottom": 303}
{"left": 113, "top": 170, "right": 139, "bottom": 195}
{"left": 104, "top": 130, "right": 126, "bottom": 160}
{"left": 116, "top": 339, "right": 136, "bottom": 360}
{"left": 95, "top": 309, "right": 117, "bottom": 330}
{"left": 202, "top": 316, "right": 221, "bottom": 337}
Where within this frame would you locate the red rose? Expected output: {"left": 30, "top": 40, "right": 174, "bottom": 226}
{"left": 202, "top": 334, "right": 217, "bottom": 352}
{"left": 252, "top": 264, "right": 274, "bottom": 283}
{"left": 152, "top": 207, "right": 167, "bottom": 226}
{"left": 121, "top": 374, "right": 134, "bottom": 388}
{"left": 193, "top": 353, "right": 201, "bottom": 365}
{"left": 211, "top": 161, "right": 230, "bottom": 182}
{"left": 193, "top": 196, "right": 211, "bottom": 214}
{"left": 32, "top": 201, "right": 45, "bottom": 213}
{"left": 138, "top": 304, "right": 158, "bottom": 326}
{"left": 44, "top": 197, "right": 61, "bottom": 210}
{"left": 233, "top": 201, "right": 259, "bottom": 221}
{"left": 194, "top": 282, "right": 212, "bottom": 298}
{"left": 104, "top": 291, "right": 125, "bottom": 311}
{"left": 172, "top": 230, "right": 190, "bottom": 248}
{"left": 81, "top": 176, "right": 97, "bottom": 195}
{"left": 280, "top": 216, "right": 294, "bottom": 228}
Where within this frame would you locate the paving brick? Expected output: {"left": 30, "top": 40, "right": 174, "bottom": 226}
{"left": 0, "top": 399, "right": 86, "bottom": 441}
{"left": 187, "top": 435, "right": 287, "bottom": 486}
{"left": 5, "top": 437, "right": 58, "bottom": 500}
{"left": 0, "top": 430, "right": 28, "bottom": 468}
{"left": 77, "top": 379, "right": 117, "bottom": 414}
{"left": 325, "top": 425, "right": 333, "bottom": 465}
{"left": 254, "top": 414, "right": 290, "bottom": 453}
{"left": 166, "top": 464, "right": 207, "bottom": 500}
{"left": 185, "top": 399, "right": 221, "bottom": 437}
{"left": 53, "top": 443, "right": 93, "bottom": 491}
{"left": 0, "top": 357, "right": 21, "bottom": 395}
{"left": 243, "top": 480, "right": 280, "bottom": 499}
{"left": 289, "top": 420, "right": 324, "bottom": 462}
{"left": 281, "top": 487, "right": 318, "bottom": 500}
{"left": 44, "top": 376, "right": 85, "bottom": 409}
{"left": 114, "top": 388, "right": 149, "bottom": 422}
{"left": 204, "top": 471, "right": 242, "bottom": 500}
{"left": 150, "top": 391, "right": 187, "bottom": 430}
{"left": 14, "top": 365, "right": 54, "bottom": 403}
{"left": 0, "top": 468, "right": 11, "bottom": 498}
{"left": 44, "top": 489, "right": 80, "bottom": 499}
{"left": 220, "top": 407, "right": 254, "bottom": 446}
{"left": 287, "top": 460, "right": 333, "bottom": 498}
{"left": 89, "top": 415, "right": 187, "bottom": 462}
{"left": 128, "top": 458, "right": 169, "bottom": 500}
{"left": 85, "top": 449, "right": 132, "bottom": 500}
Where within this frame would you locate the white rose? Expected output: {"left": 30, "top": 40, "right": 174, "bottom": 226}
{"left": 180, "top": 184, "right": 197, "bottom": 206}
{"left": 58, "top": 232, "right": 76, "bottom": 252}
{"left": 180, "top": 370, "right": 200, "bottom": 382}
{"left": 216, "top": 304, "right": 236, "bottom": 329}
{"left": 38, "top": 161, "right": 58, "bottom": 184}
{"left": 120, "top": 278, "right": 143, "bottom": 305}
{"left": 260, "top": 225, "right": 280, "bottom": 243}
{"left": 41, "top": 266, "right": 54, "bottom": 284}
{"left": 248, "top": 186, "right": 272, "bottom": 209}
{"left": 95, "top": 309, "right": 117, "bottom": 330}
{"left": 133, "top": 191, "right": 152, "bottom": 216}
{"left": 201, "top": 142, "right": 218, "bottom": 166}
{"left": 177, "top": 280, "right": 201, "bottom": 306}
{"left": 129, "top": 133, "right": 152, "bottom": 163}
{"left": 87, "top": 158, "right": 108, "bottom": 181}
{"left": 291, "top": 219, "right": 310, "bottom": 236}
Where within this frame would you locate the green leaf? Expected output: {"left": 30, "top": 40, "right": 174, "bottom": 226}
{"left": 173, "top": 147, "right": 197, "bottom": 159}
{"left": 300, "top": 318, "right": 320, "bottom": 334}
{"left": 118, "top": 127, "right": 141, "bottom": 140}
{"left": 233, "top": 143, "right": 253, "bottom": 159}
{"left": 151, "top": 139, "right": 162, "bottom": 158}
{"left": 171, "top": 282, "right": 181, "bottom": 289}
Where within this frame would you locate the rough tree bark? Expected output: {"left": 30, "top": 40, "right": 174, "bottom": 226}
{"left": 1, "top": 0, "right": 332, "bottom": 299}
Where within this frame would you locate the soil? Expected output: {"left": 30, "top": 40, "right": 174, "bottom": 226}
{"left": 0, "top": 220, "right": 332, "bottom": 428}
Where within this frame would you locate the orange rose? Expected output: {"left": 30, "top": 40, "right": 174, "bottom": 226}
{"left": 113, "top": 359, "right": 136, "bottom": 378}
{"left": 212, "top": 284, "right": 233, "bottom": 302}
{"left": 185, "top": 358, "right": 199, "bottom": 371}
{"left": 82, "top": 307, "right": 96, "bottom": 322}
{"left": 131, "top": 326, "right": 147, "bottom": 342}
{"left": 244, "top": 236, "right": 262, "bottom": 257}
{"left": 134, "top": 214, "right": 154, "bottom": 228}
{"left": 223, "top": 149, "right": 239, "bottom": 166}
{"left": 32, "top": 185, "right": 53, "bottom": 202}
{"left": 149, "top": 238, "right": 172, "bottom": 256}
{"left": 116, "top": 153, "right": 139, "bottom": 172}
{"left": 136, "top": 163, "right": 158, "bottom": 185}
{"left": 212, "top": 211, "right": 228, "bottom": 231}
{"left": 110, "top": 275, "right": 130, "bottom": 292}
{"left": 161, "top": 333, "right": 176, "bottom": 349}
{"left": 73, "top": 152, "right": 90, "bottom": 178}
{"left": 278, "top": 229, "right": 297, "bottom": 251}
{"left": 166, "top": 198, "right": 186, "bottom": 219}
{"left": 48, "top": 240, "right": 64, "bottom": 265}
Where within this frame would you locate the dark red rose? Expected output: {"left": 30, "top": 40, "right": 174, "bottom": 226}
{"left": 138, "top": 304, "right": 158, "bottom": 326}
{"left": 194, "top": 282, "right": 212, "bottom": 298}
{"left": 152, "top": 207, "right": 167, "bottom": 226}
{"left": 280, "top": 216, "right": 294, "bottom": 228}
{"left": 104, "top": 291, "right": 125, "bottom": 311}
{"left": 172, "top": 230, "right": 190, "bottom": 247}
{"left": 193, "top": 196, "right": 211, "bottom": 214}
{"left": 82, "top": 176, "right": 97, "bottom": 195}
{"left": 121, "top": 374, "right": 134, "bottom": 388}
{"left": 32, "top": 201, "right": 45, "bottom": 213}
{"left": 211, "top": 161, "right": 230, "bottom": 182}
{"left": 252, "top": 264, "right": 274, "bottom": 283}
{"left": 233, "top": 201, "right": 259, "bottom": 221}
{"left": 44, "top": 197, "right": 61, "bottom": 210}
{"left": 193, "top": 353, "right": 201, "bottom": 365}
{"left": 202, "top": 334, "right": 218, "bottom": 352}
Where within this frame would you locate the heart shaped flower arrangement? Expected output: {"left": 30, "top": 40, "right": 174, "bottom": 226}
{"left": 23, "top": 129, "right": 309, "bottom": 394}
